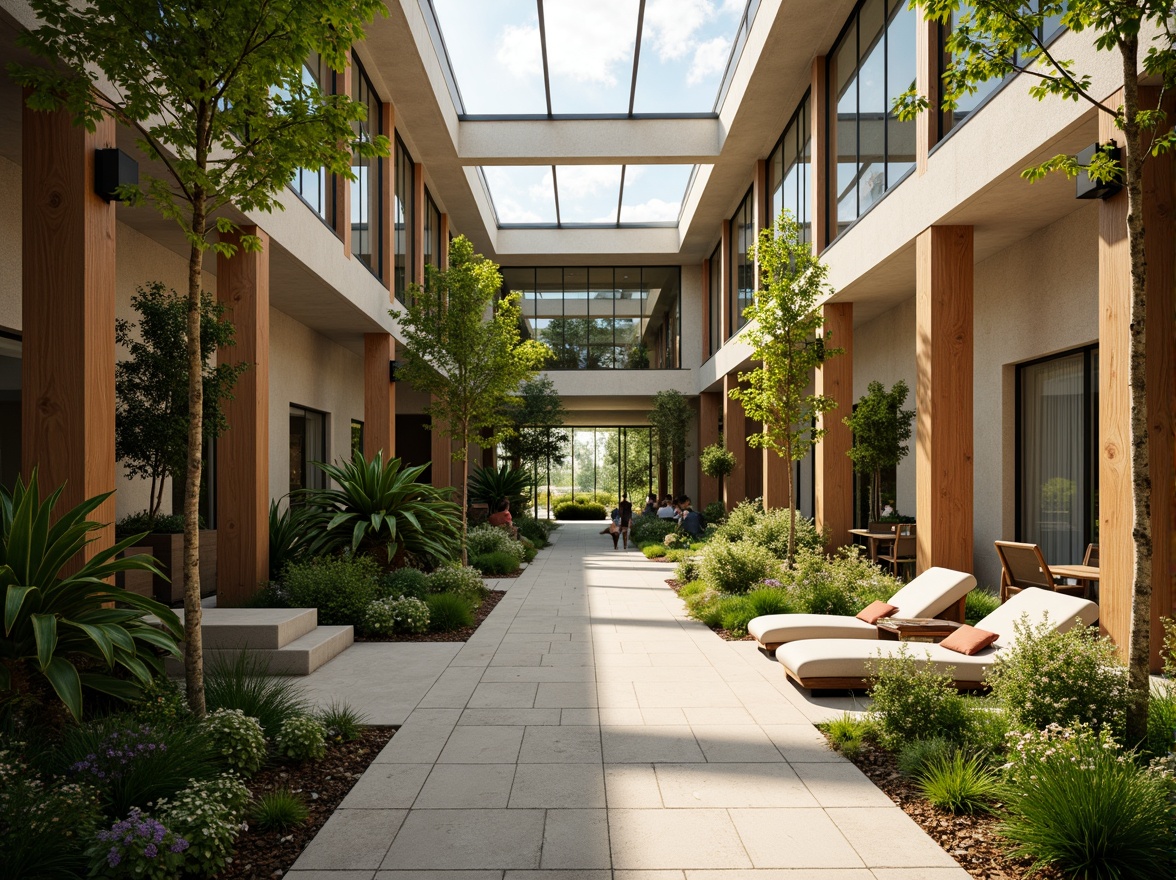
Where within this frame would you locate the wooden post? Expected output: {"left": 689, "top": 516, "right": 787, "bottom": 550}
{"left": 700, "top": 260, "right": 711, "bottom": 364}
{"left": 810, "top": 56, "right": 829, "bottom": 253}
{"left": 915, "top": 9, "right": 939, "bottom": 174}
{"left": 21, "top": 101, "right": 117, "bottom": 561}
{"left": 762, "top": 449, "right": 789, "bottom": 510}
{"left": 915, "top": 226, "right": 974, "bottom": 575}
{"left": 440, "top": 213, "right": 450, "bottom": 268}
{"left": 698, "top": 391, "right": 721, "bottom": 506}
{"left": 363, "top": 333, "right": 396, "bottom": 460}
{"left": 414, "top": 163, "right": 425, "bottom": 289}
{"left": 816, "top": 302, "right": 854, "bottom": 550}
{"left": 216, "top": 227, "right": 270, "bottom": 606}
{"left": 720, "top": 220, "right": 732, "bottom": 343}
{"left": 380, "top": 103, "right": 394, "bottom": 294}
{"left": 334, "top": 58, "right": 352, "bottom": 256}
{"left": 723, "top": 374, "right": 748, "bottom": 509}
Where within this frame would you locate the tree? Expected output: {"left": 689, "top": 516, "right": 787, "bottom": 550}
{"left": 648, "top": 390, "right": 692, "bottom": 496}
{"left": 843, "top": 380, "right": 915, "bottom": 522}
{"left": 502, "top": 376, "right": 569, "bottom": 515}
{"left": 730, "top": 210, "right": 844, "bottom": 565}
{"left": 700, "top": 439, "right": 737, "bottom": 508}
{"left": 893, "top": 0, "right": 1172, "bottom": 758}
{"left": 115, "top": 282, "right": 247, "bottom": 521}
{"left": 13, "top": 0, "right": 388, "bottom": 716}
{"left": 397, "top": 236, "right": 550, "bottom": 562}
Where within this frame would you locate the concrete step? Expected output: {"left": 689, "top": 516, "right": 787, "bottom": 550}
{"left": 168, "top": 625, "right": 354, "bottom": 677}
{"left": 170, "top": 607, "right": 319, "bottom": 650}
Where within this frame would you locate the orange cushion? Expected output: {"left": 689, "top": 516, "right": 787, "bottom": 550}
{"left": 940, "top": 625, "right": 999, "bottom": 655}
{"left": 856, "top": 601, "right": 899, "bottom": 624}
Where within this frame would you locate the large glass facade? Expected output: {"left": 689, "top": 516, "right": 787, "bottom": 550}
{"left": 501, "top": 267, "right": 681, "bottom": 370}
{"left": 291, "top": 53, "right": 334, "bottom": 223}
{"left": 768, "top": 94, "right": 812, "bottom": 241}
{"left": 828, "top": 0, "right": 916, "bottom": 238}
{"left": 730, "top": 189, "right": 755, "bottom": 335}
{"left": 350, "top": 57, "right": 382, "bottom": 276}
{"left": 394, "top": 136, "right": 416, "bottom": 303}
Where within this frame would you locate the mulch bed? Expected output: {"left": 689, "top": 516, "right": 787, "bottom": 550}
{"left": 356, "top": 589, "right": 507, "bottom": 643}
{"left": 218, "top": 725, "right": 396, "bottom": 880}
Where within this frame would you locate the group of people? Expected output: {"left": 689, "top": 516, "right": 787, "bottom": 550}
{"left": 605, "top": 491, "right": 705, "bottom": 550}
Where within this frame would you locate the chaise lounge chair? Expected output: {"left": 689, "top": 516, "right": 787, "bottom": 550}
{"left": 747, "top": 567, "right": 977, "bottom": 652}
{"left": 775, "top": 587, "right": 1098, "bottom": 691}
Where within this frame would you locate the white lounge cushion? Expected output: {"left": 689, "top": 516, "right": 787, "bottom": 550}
{"left": 972, "top": 587, "right": 1098, "bottom": 650}
{"left": 748, "top": 567, "right": 976, "bottom": 648}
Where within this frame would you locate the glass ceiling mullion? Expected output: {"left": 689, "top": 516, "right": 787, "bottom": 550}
{"left": 616, "top": 166, "right": 626, "bottom": 226}
{"left": 536, "top": 0, "right": 553, "bottom": 118}
{"left": 627, "top": 0, "right": 646, "bottom": 117}
{"left": 551, "top": 164, "right": 562, "bottom": 226}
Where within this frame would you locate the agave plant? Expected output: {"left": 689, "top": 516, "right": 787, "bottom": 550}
{"left": 0, "top": 471, "right": 183, "bottom": 720}
{"left": 267, "top": 499, "right": 332, "bottom": 581}
{"left": 306, "top": 451, "right": 461, "bottom": 565}
{"left": 467, "top": 463, "right": 532, "bottom": 516}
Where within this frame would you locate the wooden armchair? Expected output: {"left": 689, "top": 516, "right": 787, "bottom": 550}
{"left": 994, "top": 540, "right": 1087, "bottom": 603}
{"left": 878, "top": 525, "right": 916, "bottom": 579}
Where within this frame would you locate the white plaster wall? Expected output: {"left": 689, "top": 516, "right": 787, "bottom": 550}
{"left": 268, "top": 307, "right": 365, "bottom": 505}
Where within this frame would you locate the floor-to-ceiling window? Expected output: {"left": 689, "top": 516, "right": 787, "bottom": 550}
{"left": 708, "top": 243, "right": 722, "bottom": 358}
{"left": 394, "top": 136, "right": 416, "bottom": 302}
{"left": 290, "top": 405, "right": 327, "bottom": 493}
{"left": 424, "top": 190, "right": 442, "bottom": 270}
{"left": 351, "top": 57, "right": 382, "bottom": 276}
{"left": 527, "top": 426, "right": 657, "bottom": 517}
{"left": 290, "top": 53, "right": 334, "bottom": 224}
{"left": 1017, "top": 347, "right": 1099, "bottom": 565}
{"left": 768, "top": 94, "right": 812, "bottom": 241}
{"left": 730, "top": 189, "right": 755, "bottom": 334}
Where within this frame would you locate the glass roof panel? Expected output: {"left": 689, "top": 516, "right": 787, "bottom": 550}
{"left": 620, "top": 164, "right": 693, "bottom": 222}
{"left": 543, "top": 0, "right": 639, "bottom": 114}
{"left": 431, "top": 0, "right": 546, "bottom": 114}
{"left": 555, "top": 165, "right": 623, "bottom": 223}
{"left": 483, "top": 166, "right": 558, "bottom": 224}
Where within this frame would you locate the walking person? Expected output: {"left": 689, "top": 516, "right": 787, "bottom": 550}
{"left": 617, "top": 493, "right": 633, "bottom": 550}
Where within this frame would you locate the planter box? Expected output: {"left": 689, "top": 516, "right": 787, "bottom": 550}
{"left": 116, "top": 545, "right": 156, "bottom": 598}
{"left": 137, "top": 530, "right": 217, "bottom": 605}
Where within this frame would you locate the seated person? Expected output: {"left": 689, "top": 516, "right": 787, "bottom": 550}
{"left": 642, "top": 493, "right": 658, "bottom": 517}
{"left": 487, "top": 499, "right": 518, "bottom": 537}
{"left": 678, "top": 495, "right": 704, "bottom": 538}
{"left": 656, "top": 497, "right": 677, "bottom": 519}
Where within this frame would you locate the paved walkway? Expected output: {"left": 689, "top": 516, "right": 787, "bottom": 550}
{"left": 288, "top": 522, "right": 969, "bottom": 880}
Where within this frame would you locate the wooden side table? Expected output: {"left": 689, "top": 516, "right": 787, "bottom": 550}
{"left": 875, "top": 617, "right": 964, "bottom": 643}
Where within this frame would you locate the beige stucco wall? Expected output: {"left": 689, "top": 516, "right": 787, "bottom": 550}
{"left": 0, "top": 157, "right": 20, "bottom": 333}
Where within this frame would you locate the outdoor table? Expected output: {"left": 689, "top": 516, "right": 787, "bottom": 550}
{"left": 875, "top": 617, "right": 963, "bottom": 643}
{"left": 848, "top": 527, "right": 897, "bottom": 562}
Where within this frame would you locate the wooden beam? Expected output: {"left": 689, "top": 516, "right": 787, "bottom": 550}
{"left": 753, "top": 158, "right": 767, "bottom": 281}
{"left": 216, "top": 227, "right": 270, "bottom": 606}
{"left": 915, "top": 9, "right": 939, "bottom": 174}
{"left": 333, "top": 58, "right": 352, "bottom": 256}
{"left": 363, "top": 333, "right": 396, "bottom": 460}
{"left": 698, "top": 391, "right": 721, "bottom": 506}
{"left": 700, "top": 259, "right": 711, "bottom": 364}
{"left": 723, "top": 373, "right": 748, "bottom": 509}
{"left": 915, "top": 225, "right": 974, "bottom": 575}
{"left": 720, "top": 220, "right": 732, "bottom": 343}
{"left": 816, "top": 302, "right": 854, "bottom": 550}
{"left": 380, "top": 102, "right": 394, "bottom": 293}
{"left": 414, "top": 162, "right": 425, "bottom": 289}
{"left": 811, "top": 56, "right": 829, "bottom": 253}
{"left": 21, "top": 101, "right": 116, "bottom": 563}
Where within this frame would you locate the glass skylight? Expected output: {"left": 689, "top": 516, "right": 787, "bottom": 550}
{"left": 482, "top": 166, "right": 558, "bottom": 223}
{"left": 620, "top": 164, "right": 692, "bottom": 222}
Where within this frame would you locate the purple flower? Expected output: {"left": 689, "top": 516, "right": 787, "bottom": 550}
{"left": 143, "top": 843, "right": 158, "bottom": 858}
{"left": 170, "top": 838, "right": 189, "bottom": 854}
{"left": 106, "top": 848, "right": 121, "bottom": 868}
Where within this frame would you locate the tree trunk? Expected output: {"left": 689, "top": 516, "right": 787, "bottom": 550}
{"left": 785, "top": 442, "right": 796, "bottom": 567}
{"left": 460, "top": 421, "right": 469, "bottom": 566}
{"left": 183, "top": 204, "right": 207, "bottom": 718}
{"left": 1119, "top": 43, "right": 1152, "bottom": 747}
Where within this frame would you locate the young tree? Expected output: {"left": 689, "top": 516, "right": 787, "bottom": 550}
{"left": 115, "top": 282, "right": 248, "bottom": 521}
{"left": 894, "top": 0, "right": 1172, "bottom": 756}
{"left": 502, "top": 376, "right": 569, "bottom": 515}
{"left": 700, "top": 439, "right": 737, "bottom": 508}
{"left": 648, "top": 390, "right": 692, "bottom": 496}
{"left": 13, "top": 0, "right": 388, "bottom": 716}
{"left": 843, "top": 380, "right": 915, "bottom": 522}
{"left": 397, "top": 236, "right": 550, "bottom": 561}
{"left": 730, "top": 210, "right": 843, "bottom": 565}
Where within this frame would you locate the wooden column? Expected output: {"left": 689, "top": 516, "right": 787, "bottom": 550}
{"left": 698, "top": 391, "right": 721, "bottom": 506}
{"left": 414, "top": 163, "right": 425, "bottom": 288}
{"left": 21, "top": 102, "right": 117, "bottom": 559}
{"left": 440, "top": 213, "right": 450, "bottom": 268}
{"left": 363, "top": 333, "right": 396, "bottom": 460}
{"left": 216, "top": 227, "right": 270, "bottom": 606}
{"left": 333, "top": 59, "right": 352, "bottom": 255}
{"left": 380, "top": 102, "right": 394, "bottom": 293}
{"left": 811, "top": 56, "right": 830, "bottom": 253}
{"left": 720, "top": 220, "right": 732, "bottom": 343}
{"left": 700, "top": 260, "right": 711, "bottom": 364}
{"left": 430, "top": 398, "right": 452, "bottom": 490}
{"left": 723, "top": 374, "right": 748, "bottom": 508}
{"left": 1099, "top": 89, "right": 1176, "bottom": 670}
{"left": 915, "top": 226, "right": 974, "bottom": 575}
{"left": 816, "top": 303, "right": 855, "bottom": 551}
{"left": 753, "top": 158, "right": 768, "bottom": 277}
{"left": 762, "top": 449, "right": 789, "bottom": 510}
{"left": 915, "top": 9, "right": 939, "bottom": 174}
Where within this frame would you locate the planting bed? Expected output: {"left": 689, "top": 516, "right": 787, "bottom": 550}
{"left": 356, "top": 589, "right": 507, "bottom": 643}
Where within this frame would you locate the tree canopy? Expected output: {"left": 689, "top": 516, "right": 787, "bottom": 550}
{"left": 843, "top": 380, "right": 914, "bottom": 522}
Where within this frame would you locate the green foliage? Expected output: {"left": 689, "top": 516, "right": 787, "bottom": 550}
{"left": 648, "top": 390, "right": 693, "bottom": 493}
{"left": 427, "top": 564, "right": 488, "bottom": 605}
{"left": 131, "top": 676, "right": 191, "bottom": 727}
{"left": 643, "top": 544, "right": 668, "bottom": 559}
{"left": 280, "top": 555, "right": 380, "bottom": 627}
{"left": 1000, "top": 725, "right": 1174, "bottom": 880}
{"left": 377, "top": 567, "right": 430, "bottom": 601}
{"left": 306, "top": 451, "right": 461, "bottom": 566}
{"left": 501, "top": 377, "right": 569, "bottom": 484}
{"left": 965, "top": 589, "right": 1001, "bottom": 626}
{"left": 963, "top": 706, "right": 1014, "bottom": 764}
{"left": 729, "top": 211, "right": 844, "bottom": 563}
{"left": 867, "top": 643, "right": 972, "bottom": 749}
{"left": 115, "top": 510, "right": 190, "bottom": 538}
{"left": 697, "top": 540, "right": 779, "bottom": 594}
{"left": 702, "top": 501, "right": 727, "bottom": 526}
{"left": 675, "top": 557, "right": 700, "bottom": 584}
{"left": 515, "top": 514, "right": 554, "bottom": 547}
{"left": 917, "top": 751, "right": 1000, "bottom": 815}
{"left": 700, "top": 441, "right": 737, "bottom": 480}
{"left": 553, "top": 500, "right": 608, "bottom": 520}
{"left": 820, "top": 713, "right": 876, "bottom": 760}
{"left": 426, "top": 593, "right": 476, "bottom": 632}
{"left": 114, "top": 282, "right": 248, "bottom": 519}
{"left": 711, "top": 502, "right": 824, "bottom": 556}
{"left": 204, "top": 651, "right": 309, "bottom": 740}
{"left": 471, "top": 551, "right": 521, "bottom": 576}
{"left": 716, "top": 595, "right": 755, "bottom": 636}
{"left": 779, "top": 547, "right": 901, "bottom": 616}
{"left": 629, "top": 514, "right": 679, "bottom": 545}
{"left": 468, "top": 464, "right": 532, "bottom": 518}
{"left": 88, "top": 807, "right": 189, "bottom": 880}
{"left": 201, "top": 708, "right": 267, "bottom": 776}
{"left": 897, "top": 736, "right": 955, "bottom": 778}
{"left": 155, "top": 773, "right": 251, "bottom": 877}
{"left": 1146, "top": 685, "right": 1176, "bottom": 760}
{"left": 843, "top": 380, "right": 914, "bottom": 522}
{"left": 0, "top": 471, "right": 183, "bottom": 721}
{"left": 466, "top": 524, "right": 525, "bottom": 564}
{"left": 364, "top": 596, "right": 430, "bottom": 635}
{"left": 250, "top": 788, "right": 310, "bottom": 833}
{"left": 986, "top": 616, "right": 1127, "bottom": 738}
{"left": 318, "top": 700, "right": 368, "bottom": 743}
{"left": 274, "top": 714, "right": 327, "bottom": 761}
{"left": 268, "top": 500, "right": 331, "bottom": 582}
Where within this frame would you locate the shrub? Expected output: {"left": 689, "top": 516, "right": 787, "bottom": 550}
{"left": 684, "top": 586, "right": 725, "bottom": 628}
{"left": 965, "top": 588, "right": 1001, "bottom": 625}
{"left": 250, "top": 788, "right": 310, "bottom": 832}
{"left": 675, "top": 557, "right": 700, "bottom": 584}
{"left": 471, "top": 550, "right": 521, "bottom": 576}
{"left": 698, "top": 540, "right": 778, "bottom": 594}
{"left": 154, "top": 773, "right": 251, "bottom": 877}
{"left": 917, "top": 751, "right": 999, "bottom": 815}
{"left": 897, "top": 737, "right": 954, "bottom": 778}
{"left": 281, "top": 554, "right": 380, "bottom": 626}
{"left": 428, "top": 564, "right": 489, "bottom": 604}
{"left": 364, "top": 596, "right": 430, "bottom": 635}
{"left": 267, "top": 500, "right": 330, "bottom": 581}
{"left": 467, "top": 463, "right": 531, "bottom": 517}
{"left": 426, "top": 592, "right": 476, "bottom": 631}
{"left": 702, "top": 501, "right": 727, "bottom": 526}
{"left": 1146, "top": 684, "right": 1176, "bottom": 760}
{"left": 552, "top": 500, "right": 607, "bottom": 520}
{"left": 963, "top": 706, "right": 1013, "bottom": 764}
{"left": 741, "top": 506, "right": 826, "bottom": 558}
{"left": 867, "top": 643, "right": 972, "bottom": 748}
{"left": 986, "top": 615, "right": 1127, "bottom": 738}
{"left": 132, "top": 677, "right": 191, "bottom": 726}
{"left": 780, "top": 547, "right": 901, "bottom": 615}
{"left": 821, "top": 713, "right": 876, "bottom": 759}
{"left": 1000, "top": 725, "right": 1174, "bottom": 880}
{"left": 746, "top": 586, "right": 796, "bottom": 618}
{"left": 376, "top": 566, "right": 430, "bottom": 601}
{"left": 711, "top": 500, "right": 762, "bottom": 542}
{"left": 717, "top": 595, "right": 756, "bottom": 636}
{"left": 88, "top": 808, "right": 190, "bottom": 879}
{"left": 318, "top": 700, "right": 369, "bottom": 743}
{"left": 629, "top": 514, "right": 679, "bottom": 546}
{"left": 467, "top": 523, "right": 526, "bottom": 563}
{"left": 643, "top": 544, "right": 668, "bottom": 559}
{"left": 515, "top": 514, "right": 552, "bottom": 546}
{"left": 116, "top": 510, "right": 190, "bottom": 537}
{"left": 273, "top": 714, "right": 327, "bottom": 761}
{"left": 201, "top": 708, "right": 267, "bottom": 776}
{"left": 205, "top": 651, "right": 309, "bottom": 739}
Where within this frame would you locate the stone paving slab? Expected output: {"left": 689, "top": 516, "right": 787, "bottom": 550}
{"left": 289, "top": 522, "right": 971, "bottom": 880}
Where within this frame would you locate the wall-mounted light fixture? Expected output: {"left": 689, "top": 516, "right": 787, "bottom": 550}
{"left": 94, "top": 148, "right": 139, "bottom": 203}
{"left": 1075, "top": 142, "right": 1123, "bottom": 200}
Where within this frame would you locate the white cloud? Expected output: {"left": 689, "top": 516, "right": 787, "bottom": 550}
{"left": 643, "top": 0, "right": 715, "bottom": 62}
{"left": 494, "top": 197, "right": 545, "bottom": 223}
{"left": 542, "top": 0, "right": 638, "bottom": 86}
{"left": 621, "top": 197, "right": 681, "bottom": 222}
{"left": 688, "top": 36, "right": 731, "bottom": 85}
{"left": 556, "top": 165, "right": 621, "bottom": 198}
{"left": 496, "top": 23, "right": 544, "bottom": 79}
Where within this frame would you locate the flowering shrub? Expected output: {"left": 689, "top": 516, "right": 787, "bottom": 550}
{"left": 467, "top": 524, "right": 525, "bottom": 563}
{"left": 88, "top": 808, "right": 189, "bottom": 879}
{"left": 628, "top": 514, "right": 678, "bottom": 546}
{"left": 273, "top": 714, "right": 327, "bottom": 761}
{"left": 427, "top": 564, "right": 488, "bottom": 605}
{"left": 778, "top": 547, "right": 900, "bottom": 615}
{"left": 281, "top": 555, "right": 381, "bottom": 626}
{"left": 132, "top": 677, "right": 190, "bottom": 725}
{"left": 155, "top": 773, "right": 250, "bottom": 877}
{"left": 986, "top": 615, "right": 1128, "bottom": 738}
{"left": 70, "top": 724, "right": 169, "bottom": 783}
{"left": 697, "top": 539, "right": 778, "bottom": 594}
{"left": 201, "top": 709, "right": 266, "bottom": 776}
{"left": 364, "top": 596, "right": 430, "bottom": 635}
{"left": 663, "top": 531, "right": 690, "bottom": 548}
{"left": 867, "top": 643, "right": 971, "bottom": 748}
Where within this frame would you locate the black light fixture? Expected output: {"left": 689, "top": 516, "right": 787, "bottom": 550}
{"left": 1075, "top": 142, "right": 1123, "bottom": 200}
{"left": 94, "top": 148, "right": 139, "bottom": 202}
{"left": 389, "top": 359, "right": 399, "bottom": 383}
